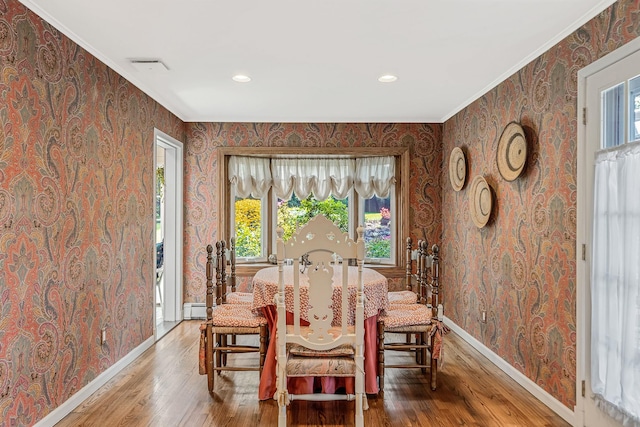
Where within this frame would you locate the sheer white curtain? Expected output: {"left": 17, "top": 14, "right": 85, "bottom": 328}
{"left": 354, "top": 156, "right": 396, "bottom": 198}
{"left": 591, "top": 143, "right": 640, "bottom": 427}
{"left": 228, "top": 156, "right": 272, "bottom": 198}
{"left": 270, "top": 158, "right": 355, "bottom": 201}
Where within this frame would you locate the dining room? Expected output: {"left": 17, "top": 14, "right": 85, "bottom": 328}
{"left": 3, "top": 0, "right": 640, "bottom": 426}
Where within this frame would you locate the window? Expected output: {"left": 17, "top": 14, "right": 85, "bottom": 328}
{"left": 231, "top": 193, "right": 268, "bottom": 260}
{"left": 219, "top": 148, "right": 409, "bottom": 271}
{"left": 601, "top": 74, "right": 640, "bottom": 148}
{"left": 629, "top": 75, "right": 640, "bottom": 142}
{"left": 361, "top": 194, "right": 394, "bottom": 262}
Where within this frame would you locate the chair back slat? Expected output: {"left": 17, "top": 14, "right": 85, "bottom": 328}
{"left": 215, "top": 241, "right": 226, "bottom": 305}
{"left": 430, "top": 244, "right": 440, "bottom": 317}
{"left": 228, "top": 237, "right": 236, "bottom": 293}
{"left": 405, "top": 237, "right": 413, "bottom": 290}
{"left": 206, "top": 244, "right": 215, "bottom": 321}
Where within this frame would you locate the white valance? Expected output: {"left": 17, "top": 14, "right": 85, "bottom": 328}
{"left": 228, "top": 155, "right": 395, "bottom": 201}
{"left": 228, "top": 156, "right": 272, "bottom": 198}
{"left": 354, "top": 156, "right": 396, "bottom": 198}
{"left": 271, "top": 158, "right": 355, "bottom": 201}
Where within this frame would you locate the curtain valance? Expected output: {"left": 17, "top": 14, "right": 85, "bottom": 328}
{"left": 228, "top": 156, "right": 395, "bottom": 201}
{"left": 354, "top": 156, "right": 396, "bottom": 199}
{"left": 228, "top": 156, "right": 272, "bottom": 198}
{"left": 271, "top": 158, "right": 355, "bottom": 201}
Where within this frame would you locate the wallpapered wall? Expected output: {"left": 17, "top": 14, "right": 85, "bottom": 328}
{"left": 441, "top": 0, "right": 640, "bottom": 409}
{"left": 183, "top": 123, "right": 443, "bottom": 302}
{"left": 2, "top": 0, "right": 639, "bottom": 423}
{"left": 0, "top": 1, "right": 184, "bottom": 424}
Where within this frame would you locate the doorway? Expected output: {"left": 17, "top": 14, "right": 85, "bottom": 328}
{"left": 154, "top": 129, "right": 184, "bottom": 340}
{"left": 577, "top": 38, "right": 640, "bottom": 427}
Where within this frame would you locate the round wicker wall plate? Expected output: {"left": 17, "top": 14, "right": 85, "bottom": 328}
{"left": 497, "top": 122, "right": 527, "bottom": 181}
{"left": 469, "top": 175, "right": 492, "bottom": 228}
{"left": 449, "top": 147, "right": 466, "bottom": 191}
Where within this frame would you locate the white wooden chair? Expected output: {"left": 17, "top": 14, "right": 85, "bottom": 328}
{"left": 274, "top": 215, "right": 368, "bottom": 427}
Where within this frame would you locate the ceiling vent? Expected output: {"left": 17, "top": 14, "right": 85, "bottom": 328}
{"left": 130, "top": 59, "right": 169, "bottom": 72}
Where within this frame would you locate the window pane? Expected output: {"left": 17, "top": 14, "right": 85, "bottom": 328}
{"left": 363, "top": 196, "right": 391, "bottom": 259}
{"left": 234, "top": 197, "right": 263, "bottom": 258}
{"left": 629, "top": 75, "right": 640, "bottom": 143}
{"left": 277, "top": 194, "right": 348, "bottom": 241}
{"left": 602, "top": 83, "right": 625, "bottom": 149}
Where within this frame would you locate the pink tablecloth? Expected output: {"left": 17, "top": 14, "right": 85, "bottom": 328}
{"left": 252, "top": 266, "right": 389, "bottom": 400}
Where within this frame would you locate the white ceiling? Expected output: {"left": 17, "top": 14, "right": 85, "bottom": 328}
{"left": 20, "top": 0, "right": 617, "bottom": 123}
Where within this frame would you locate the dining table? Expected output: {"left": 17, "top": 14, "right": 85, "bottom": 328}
{"left": 252, "top": 264, "right": 389, "bottom": 400}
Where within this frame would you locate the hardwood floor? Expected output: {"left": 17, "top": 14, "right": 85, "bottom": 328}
{"left": 56, "top": 320, "right": 570, "bottom": 426}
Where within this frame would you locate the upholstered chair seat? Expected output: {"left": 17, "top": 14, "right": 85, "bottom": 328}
{"left": 387, "top": 290, "right": 418, "bottom": 305}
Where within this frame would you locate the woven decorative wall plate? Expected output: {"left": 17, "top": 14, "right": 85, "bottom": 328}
{"left": 497, "top": 122, "right": 527, "bottom": 181}
{"left": 469, "top": 175, "right": 492, "bottom": 228}
{"left": 449, "top": 147, "right": 466, "bottom": 191}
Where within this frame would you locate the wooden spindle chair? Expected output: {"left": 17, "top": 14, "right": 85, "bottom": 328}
{"left": 202, "top": 241, "right": 268, "bottom": 393}
{"left": 377, "top": 242, "right": 443, "bottom": 392}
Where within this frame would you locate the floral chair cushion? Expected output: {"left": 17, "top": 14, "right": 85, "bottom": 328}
{"left": 210, "top": 304, "right": 267, "bottom": 328}
{"left": 288, "top": 343, "right": 354, "bottom": 357}
{"left": 388, "top": 290, "right": 418, "bottom": 305}
{"left": 227, "top": 291, "right": 253, "bottom": 305}
{"left": 286, "top": 354, "right": 356, "bottom": 377}
{"left": 381, "top": 303, "right": 432, "bottom": 328}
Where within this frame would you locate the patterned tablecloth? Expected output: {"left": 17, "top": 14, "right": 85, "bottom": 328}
{"left": 251, "top": 265, "right": 389, "bottom": 322}
{"left": 252, "top": 265, "right": 389, "bottom": 399}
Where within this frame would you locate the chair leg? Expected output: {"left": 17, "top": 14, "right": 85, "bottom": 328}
{"left": 259, "top": 324, "right": 267, "bottom": 376}
{"left": 421, "top": 332, "right": 428, "bottom": 374}
{"left": 221, "top": 334, "right": 228, "bottom": 367}
{"left": 355, "top": 394, "right": 364, "bottom": 427}
{"left": 278, "top": 403, "right": 287, "bottom": 427}
{"left": 430, "top": 355, "right": 438, "bottom": 391}
{"left": 377, "top": 320, "right": 385, "bottom": 392}
{"left": 207, "top": 329, "right": 215, "bottom": 392}
{"left": 215, "top": 334, "right": 223, "bottom": 374}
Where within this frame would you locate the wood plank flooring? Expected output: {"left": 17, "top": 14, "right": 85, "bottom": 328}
{"left": 56, "top": 320, "right": 570, "bottom": 426}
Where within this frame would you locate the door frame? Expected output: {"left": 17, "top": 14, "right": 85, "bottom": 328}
{"left": 153, "top": 129, "right": 184, "bottom": 335}
{"left": 576, "top": 36, "right": 640, "bottom": 426}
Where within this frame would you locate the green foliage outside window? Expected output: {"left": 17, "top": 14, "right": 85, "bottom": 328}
{"left": 366, "top": 237, "right": 391, "bottom": 258}
{"left": 235, "top": 198, "right": 262, "bottom": 257}
{"left": 235, "top": 194, "right": 392, "bottom": 260}
{"left": 277, "top": 195, "right": 348, "bottom": 241}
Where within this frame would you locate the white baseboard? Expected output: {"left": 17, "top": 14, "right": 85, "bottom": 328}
{"left": 444, "top": 316, "right": 576, "bottom": 425}
{"left": 34, "top": 336, "right": 154, "bottom": 427}
{"left": 183, "top": 302, "right": 206, "bottom": 319}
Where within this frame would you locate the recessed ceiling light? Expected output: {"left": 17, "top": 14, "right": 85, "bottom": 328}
{"left": 378, "top": 74, "right": 398, "bottom": 83}
{"left": 232, "top": 74, "right": 251, "bottom": 83}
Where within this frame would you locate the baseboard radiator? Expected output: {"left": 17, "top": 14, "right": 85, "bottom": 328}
{"left": 183, "top": 303, "right": 207, "bottom": 319}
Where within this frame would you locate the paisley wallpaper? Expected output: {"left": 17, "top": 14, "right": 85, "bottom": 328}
{"left": 183, "top": 123, "right": 443, "bottom": 301}
{"left": 0, "top": 0, "right": 184, "bottom": 424}
{"left": 2, "top": 0, "right": 639, "bottom": 423}
{"left": 441, "top": 0, "right": 640, "bottom": 409}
